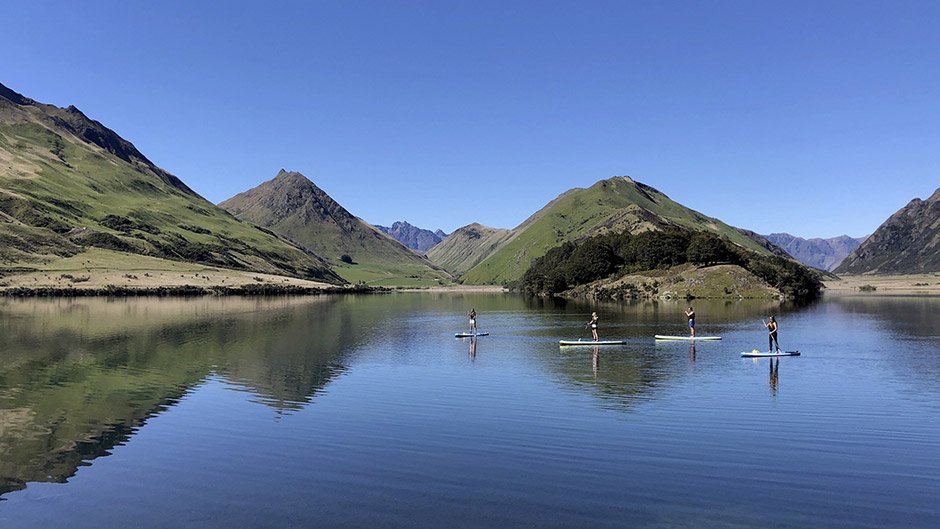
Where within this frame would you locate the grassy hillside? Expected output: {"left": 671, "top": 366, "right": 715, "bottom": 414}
{"left": 426, "top": 223, "right": 512, "bottom": 277}
{"left": 0, "top": 83, "right": 343, "bottom": 284}
{"left": 519, "top": 226, "right": 821, "bottom": 301}
{"left": 461, "top": 176, "right": 772, "bottom": 285}
{"left": 220, "top": 170, "right": 452, "bottom": 287}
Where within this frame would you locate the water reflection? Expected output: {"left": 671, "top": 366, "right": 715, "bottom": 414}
{"left": 0, "top": 296, "right": 381, "bottom": 497}
{"left": 828, "top": 295, "right": 940, "bottom": 338}
{"left": 823, "top": 296, "right": 940, "bottom": 389}
{"left": 769, "top": 357, "right": 779, "bottom": 396}
{"left": 550, "top": 345, "right": 666, "bottom": 410}
{"left": 592, "top": 346, "right": 599, "bottom": 378}
{"left": 1, "top": 293, "right": 939, "bottom": 529}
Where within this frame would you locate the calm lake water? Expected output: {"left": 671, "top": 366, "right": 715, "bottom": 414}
{"left": 1, "top": 293, "right": 938, "bottom": 528}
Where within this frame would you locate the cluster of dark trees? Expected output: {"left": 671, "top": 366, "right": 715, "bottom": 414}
{"left": 520, "top": 228, "right": 821, "bottom": 300}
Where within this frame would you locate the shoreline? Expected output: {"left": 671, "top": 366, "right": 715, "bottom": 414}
{"left": 394, "top": 285, "right": 509, "bottom": 293}
{"left": 823, "top": 273, "right": 940, "bottom": 296}
{"left": 0, "top": 283, "right": 386, "bottom": 297}
{"left": 6, "top": 274, "right": 939, "bottom": 298}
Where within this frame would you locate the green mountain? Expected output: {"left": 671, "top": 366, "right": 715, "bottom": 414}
{"left": 426, "top": 223, "right": 513, "bottom": 277}
{"left": 220, "top": 170, "right": 452, "bottom": 286}
{"left": 459, "top": 176, "right": 774, "bottom": 284}
{"left": 0, "top": 82, "right": 342, "bottom": 284}
{"left": 835, "top": 187, "right": 940, "bottom": 275}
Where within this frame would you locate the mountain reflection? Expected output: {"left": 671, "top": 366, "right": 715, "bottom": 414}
{"left": 829, "top": 295, "right": 940, "bottom": 338}
{"left": 0, "top": 296, "right": 371, "bottom": 496}
{"left": 827, "top": 295, "right": 940, "bottom": 387}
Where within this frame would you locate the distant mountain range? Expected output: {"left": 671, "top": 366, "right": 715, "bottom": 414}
{"left": 835, "top": 187, "right": 940, "bottom": 275}
{"left": 432, "top": 176, "right": 779, "bottom": 284}
{"left": 9, "top": 77, "right": 926, "bottom": 290}
{"left": 375, "top": 221, "right": 447, "bottom": 253}
{"left": 0, "top": 81, "right": 342, "bottom": 284}
{"left": 219, "top": 171, "right": 451, "bottom": 286}
{"left": 764, "top": 233, "right": 866, "bottom": 271}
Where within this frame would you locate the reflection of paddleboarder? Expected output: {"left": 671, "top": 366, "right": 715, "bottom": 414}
{"left": 586, "top": 312, "right": 599, "bottom": 341}
{"left": 685, "top": 306, "right": 695, "bottom": 338}
{"left": 769, "top": 357, "right": 779, "bottom": 395}
{"left": 763, "top": 316, "right": 780, "bottom": 353}
{"left": 469, "top": 336, "right": 476, "bottom": 361}
{"left": 592, "top": 345, "right": 599, "bottom": 378}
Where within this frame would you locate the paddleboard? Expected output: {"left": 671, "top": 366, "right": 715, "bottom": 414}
{"left": 741, "top": 350, "right": 800, "bottom": 357}
{"left": 455, "top": 332, "right": 489, "bottom": 338}
{"left": 654, "top": 335, "right": 721, "bottom": 341}
{"left": 559, "top": 340, "right": 627, "bottom": 346}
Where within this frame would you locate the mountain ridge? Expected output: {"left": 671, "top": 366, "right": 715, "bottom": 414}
{"left": 0, "top": 81, "right": 342, "bottom": 284}
{"left": 455, "top": 176, "right": 777, "bottom": 284}
{"left": 764, "top": 233, "right": 866, "bottom": 271}
{"left": 427, "top": 223, "right": 513, "bottom": 277}
{"left": 220, "top": 170, "right": 451, "bottom": 286}
{"left": 835, "top": 187, "right": 940, "bottom": 275}
{"left": 375, "top": 220, "right": 447, "bottom": 253}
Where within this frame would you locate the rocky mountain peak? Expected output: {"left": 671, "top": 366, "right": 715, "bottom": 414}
{"left": 764, "top": 232, "right": 865, "bottom": 271}
{"left": 375, "top": 220, "right": 447, "bottom": 253}
{"left": 221, "top": 170, "right": 349, "bottom": 228}
{"left": 835, "top": 186, "right": 940, "bottom": 274}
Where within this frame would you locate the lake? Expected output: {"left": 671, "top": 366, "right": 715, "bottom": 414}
{"left": 1, "top": 293, "right": 938, "bottom": 528}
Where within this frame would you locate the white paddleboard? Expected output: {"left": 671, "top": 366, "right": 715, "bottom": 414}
{"left": 559, "top": 340, "right": 627, "bottom": 346}
{"left": 741, "top": 350, "right": 800, "bottom": 357}
{"left": 455, "top": 332, "right": 489, "bottom": 337}
{"left": 654, "top": 335, "right": 721, "bottom": 341}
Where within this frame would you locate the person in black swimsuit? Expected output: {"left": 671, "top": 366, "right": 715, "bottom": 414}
{"left": 468, "top": 308, "right": 477, "bottom": 334}
{"left": 587, "top": 312, "right": 599, "bottom": 341}
{"left": 763, "top": 316, "right": 780, "bottom": 353}
{"left": 685, "top": 306, "right": 695, "bottom": 338}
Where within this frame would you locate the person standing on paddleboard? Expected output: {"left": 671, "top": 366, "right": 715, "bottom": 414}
{"left": 587, "top": 312, "right": 599, "bottom": 341}
{"left": 763, "top": 316, "right": 780, "bottom": 353}
{"left": 468, "top": 308, "right": 477, "bottom": 334}
{"left": 685, "top": 306, "right": 695, "bottom": 338}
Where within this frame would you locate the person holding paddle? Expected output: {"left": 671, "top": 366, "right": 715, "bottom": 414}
{"left": 685, "top": 306, "right": 695, "bottom": 338}
{"left": 587, "top": 312, "right": 599, "bottom": 341}
{"left": 468, "top": 308, "right": 477, "bottom": 334}
{"left": 763, "top": 316, "right": 780, "bottom": 353}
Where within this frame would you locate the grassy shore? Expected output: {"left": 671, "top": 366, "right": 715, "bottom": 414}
{"left": 824, "top": 273, "right": 940, "bottom": 295}
{"left": 0, "top": 248, "right": 379, "bottom": 296}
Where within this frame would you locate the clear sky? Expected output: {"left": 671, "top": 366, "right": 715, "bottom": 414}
{"left": 4, "top": 1, "right": 938, "bottom": 238}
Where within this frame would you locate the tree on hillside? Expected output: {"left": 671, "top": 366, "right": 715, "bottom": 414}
{"left": 630, "top": 230, "right": 690, "bottom": 270}
{"left": 563, "top": 238, "right": 617, "bottom": 284}
{"left": 687, "top": 233, "right": 730, "bottom": 265}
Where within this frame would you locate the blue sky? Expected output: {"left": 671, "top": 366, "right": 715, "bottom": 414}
{"left": 4, "top": 1, "right": 938, "bottom": 238}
